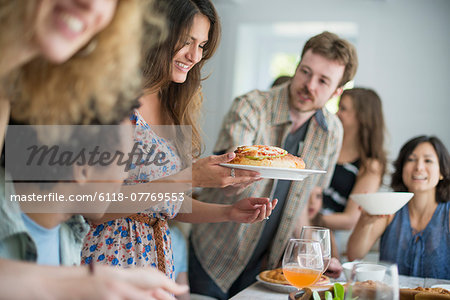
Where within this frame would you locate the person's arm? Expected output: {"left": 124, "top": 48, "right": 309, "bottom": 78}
{"left": 174, "top": 196, "right": 277, "bottom": 224}
{"left": 321, "top": 159, "right": 384, "bottom": 230}
{"left": 330, "top": 231, "right": 340, "bottom": 259}
{"left": 174, "top": 272, "right": 190, "bottom": 300}
{"left": 346, "top": 211, "right": 393, "bottom": 261}
{"left": 0, "top": 258, "right": 188, "bottom": 300}
{"left": 206, "top": 93, "right": 264, "bottom": 196}
{"left": 192, "top": 153, "right": 261, "bottom": 188}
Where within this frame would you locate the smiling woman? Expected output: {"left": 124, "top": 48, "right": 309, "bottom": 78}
{"left": 1, "top": 0, "right": 165, "bottom": 126}
{"left": 29, "top": 0, "right": 118, "bottom": 64}
{"left": 0, "top": 0, "right": 117, "bottom": 76}
{"left": 347, "top": 135, "right": 450, "bottom": 280}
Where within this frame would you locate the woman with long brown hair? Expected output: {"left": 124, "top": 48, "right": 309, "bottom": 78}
{"left": 319, "top": 87, "right": 387, "bottom": 230}
{"left": 81, "top": 0, "right": 275, "bottom": 281}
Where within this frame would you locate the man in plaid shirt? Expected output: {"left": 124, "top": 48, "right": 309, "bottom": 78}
{"left": 189, "top": 31, "right": 358, "bottom": 299}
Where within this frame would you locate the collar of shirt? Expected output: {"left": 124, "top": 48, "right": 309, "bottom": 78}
{"left": 270, "top": 83, "right": 328, "bottom": 132}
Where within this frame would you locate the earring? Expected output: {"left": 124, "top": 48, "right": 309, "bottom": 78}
{"left": 440, "top": 175, "right": 444, "bottom": 180}
{"left": 76, "top": 38, "right": 98, "bottom": 57}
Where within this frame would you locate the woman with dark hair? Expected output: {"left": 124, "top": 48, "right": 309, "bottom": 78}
{"left": 319, "top": 88, "right": 387, "bottom": 230}
{"left": 348, "top": 135, "right": 450, "bottom": 279}
{"left": 81, "top": 0, "right": 274, "bottom": 280}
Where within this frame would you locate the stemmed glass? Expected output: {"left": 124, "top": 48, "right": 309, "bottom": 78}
{"left": 300, "top": 226, "right": 331, "bottom": 273}
{"left": 348, "top": 262, "right": 399, "bottom": 300}
{"left": 282, "top": 239, "right": 324, "bottom": 289}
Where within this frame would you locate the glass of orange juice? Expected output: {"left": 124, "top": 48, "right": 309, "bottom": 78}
{"left": 282, "top": 239, "right": 324, "bottom": 289}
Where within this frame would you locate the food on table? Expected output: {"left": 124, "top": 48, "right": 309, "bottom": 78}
{"left": 291, "top": 282, "right": 450, "bottom": 300}
{"left": 400, "top": 286, "right": 450, "bottom": 300}
{"left": 412, "top": 287, "right": 450, "bottom": 295}
{"left": 228, "top": 145, "right": 306, "bottom": 169}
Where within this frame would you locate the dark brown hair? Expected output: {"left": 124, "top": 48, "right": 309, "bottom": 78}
{"left": 301, "top": 31, "right": 358, "bottom": 87}
{"left": 391, "top": 135, "right": 450, "bottom": 202}
{"left": 142, "top": 0, "right": 221, "bottom": 158}
{"left": 341, "top": 88, "right": 387, "bottom": 175}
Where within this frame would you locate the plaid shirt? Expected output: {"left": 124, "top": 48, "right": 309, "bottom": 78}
{"left": 191, "top": 82, "right": 343, "bottom": 292}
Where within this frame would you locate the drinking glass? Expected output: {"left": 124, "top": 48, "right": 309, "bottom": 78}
{"left": 347, "top": 262, "right": 399, "bottom": 300}
{"left": 282, "top": 239, "right": 324, "bottom": 289}
{"left": 300, "top": 226, "right": 331, "bottom": 272}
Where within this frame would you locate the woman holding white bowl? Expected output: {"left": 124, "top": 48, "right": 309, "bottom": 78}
{"left": 347, "top": 135, "right": 450, "bottom": 279}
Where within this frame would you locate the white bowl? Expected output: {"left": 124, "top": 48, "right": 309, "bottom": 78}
{"left": 350, "top": 192, "right": 414, "bottom": 215}
{"left": 342, "top": 261, "right": 361, "bottom": 281}
{"left": 355, "top": 263, "right": 386, "bottom": 282}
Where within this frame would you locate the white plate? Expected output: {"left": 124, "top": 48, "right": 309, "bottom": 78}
{"left": 255, "top": 275, "right": 336, "bottom": 294}
{"left": 431, "top": 284, "right": 450, "bottom": 290}
{"left": 220, "top": 164, "right": 326, "bottom": 181}
{"left": 350, "top": 192, "right": 414, "bottom": 215}
{"left": 256, "top": 275, "right": 297, "bottom": 293}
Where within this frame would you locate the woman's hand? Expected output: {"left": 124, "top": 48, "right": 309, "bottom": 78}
{"left": 94, "top": 265, "right": 189, "bottom": 300}
{"left": 228, "top": 197, "right": 278, "bottom": 223}
{"left": 358, "top": 207, "right": 391, "bottom": 224}
{"left": 192, "top": 153, "right": 261, "bottom": 188}
{"left": 324, "top": 257, "right": 343, "bottom": 279}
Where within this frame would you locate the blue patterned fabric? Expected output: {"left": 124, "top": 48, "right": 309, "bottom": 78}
{"left": 380, "top": 201, "right": 450, "bottom": 279}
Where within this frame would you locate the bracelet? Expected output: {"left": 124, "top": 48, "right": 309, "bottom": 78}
{"left": 88, "top": 262, "right": 95, "bottom": 275}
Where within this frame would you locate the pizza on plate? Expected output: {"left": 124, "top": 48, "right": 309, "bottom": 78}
{"left": 259, "top": 268, "right": 329, "bottom": 286}
{"left": 228, "top": 145, "right": 305, "bottom": 169}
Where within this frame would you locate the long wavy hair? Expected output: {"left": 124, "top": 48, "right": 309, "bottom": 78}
{"left": 391, "top": 135, "right": 450, "bottom": 202}
{"left": 341, "top": 88, "right": 387, "bottom": 175}
{"left": 142, "top": 0, "right": 221, "bottom": 158}
{"left": 2, "top": 0, "right": 165, "bottom": 126}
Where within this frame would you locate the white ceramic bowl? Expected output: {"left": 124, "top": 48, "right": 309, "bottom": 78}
{"left": 354, "top": 263, "right": 386, "bottom": 282}
{"left": 342, "top": 261, "right": 361, "bottom": 281}
{"left": 350, "top": 192, "right": 414, "bottom": 215}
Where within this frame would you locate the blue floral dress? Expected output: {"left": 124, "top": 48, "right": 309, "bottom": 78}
{"left": 81, "top": 110, "right": 183, "bottom": 279}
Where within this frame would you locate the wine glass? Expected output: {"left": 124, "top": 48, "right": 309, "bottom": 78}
{"left": 347, "top": 262, "right": 399, "bottom": 300}
{"left": 282, "top": 239, "right": 324, "bottom": 289}
{"left": 300, "top": 226, "right": 331, "bottom": 273}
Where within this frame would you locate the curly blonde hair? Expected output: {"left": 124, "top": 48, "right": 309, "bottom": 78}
{"left": 3, "top": 0, "right": 165, "bottom": 125}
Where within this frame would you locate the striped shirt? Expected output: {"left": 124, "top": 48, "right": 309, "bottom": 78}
{"left": 191, "top": 82, "right": 343, "bottom": 292}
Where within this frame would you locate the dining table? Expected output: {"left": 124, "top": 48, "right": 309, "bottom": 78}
{"left": 230, "top": 274, "right": 450, "bottom": 300}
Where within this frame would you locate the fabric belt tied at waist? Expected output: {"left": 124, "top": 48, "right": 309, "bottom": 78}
{"left": 128, "top": 214, "right": 165, "bottom": 274}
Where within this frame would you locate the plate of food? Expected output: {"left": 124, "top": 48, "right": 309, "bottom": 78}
{"left": 400, "top": 286, "right": 450, "bottom": 299}
{"left": 257, "top": 268, "right": 331, "bottom": 293}
{"left": 220, "top": 145, "right": 326, "bottom": 181}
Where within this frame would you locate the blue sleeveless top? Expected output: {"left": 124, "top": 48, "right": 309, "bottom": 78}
{"left": 380, "top": 201, "right": 450, "bottom": 279}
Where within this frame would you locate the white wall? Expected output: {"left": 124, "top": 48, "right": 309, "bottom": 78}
{"left": 201, "top": 0, "right": 450, "bottom": 162}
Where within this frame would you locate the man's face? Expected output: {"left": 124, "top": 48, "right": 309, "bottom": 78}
{"left": 289, "top": 49, "right": 345, "bottom": 113}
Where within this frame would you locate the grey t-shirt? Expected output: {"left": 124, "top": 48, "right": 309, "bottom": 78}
{"left": 244, "top": 117, "right": 311, "bottom": 271}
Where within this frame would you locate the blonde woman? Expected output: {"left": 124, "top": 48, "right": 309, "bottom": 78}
{"left": 0, "top": 1, "right": 188, "bottom": 298}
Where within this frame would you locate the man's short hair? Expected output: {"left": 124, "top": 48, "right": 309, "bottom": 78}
{"left": 301, "top": 31, "right": 358, "bottom": 87}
